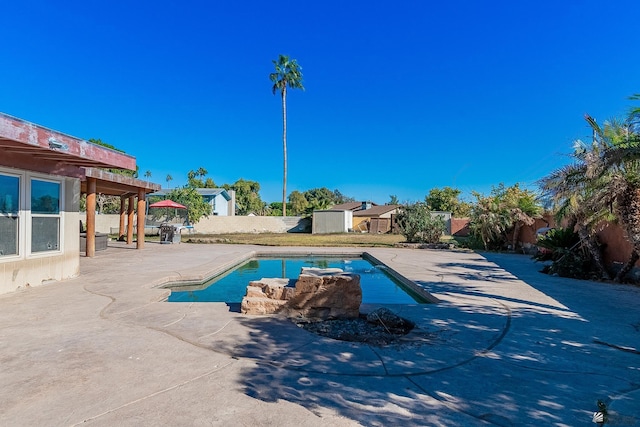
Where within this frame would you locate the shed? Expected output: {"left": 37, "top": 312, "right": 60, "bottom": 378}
{"left": 312, "top": 210, "right": 353, "bottom": 234}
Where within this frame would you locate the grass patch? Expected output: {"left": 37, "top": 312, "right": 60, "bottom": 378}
{"left": 184, "top": 233, "right": 406, "bottom": 247}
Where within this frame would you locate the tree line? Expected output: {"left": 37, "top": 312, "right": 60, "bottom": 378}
{"left": 154, "top": 167, "right": 359, "bottom": 219}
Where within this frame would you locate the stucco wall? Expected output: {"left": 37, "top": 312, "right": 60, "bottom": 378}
{"left": 596, "top": 222, "right": 640, "bottom": 267}
{"left": 450, "top": 214, "right": 555, "bottom": 244}
{"left": 78, "top": 213, "right": 304, "bottom": 235}
{"left": 451, "top": 218, "right": 470, "bottom": 237}
{"left": 196, "top": 216, "right": 303, "bottom": 234}
{"left": 79, "top": 212, "right": 124, "bottom": 234}
{"left": 518, "top": 216, "right": 555, "bottom": 245}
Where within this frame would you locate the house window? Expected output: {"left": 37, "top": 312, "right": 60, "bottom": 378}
{"left": 0, "top": 173, "right": 20, "bottom": 256}
{"left": 31, "top": 178, "right": 61, "bottom": 253}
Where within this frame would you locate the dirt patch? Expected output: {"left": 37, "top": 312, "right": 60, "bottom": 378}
{"left": 394, "top": 242, "right": 456, "bottom": 250}
{"left": 294, "top": 309, "right": 415, "bottom": 346}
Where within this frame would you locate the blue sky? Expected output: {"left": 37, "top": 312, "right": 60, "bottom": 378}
{"left": 3, "top": 1, "right": 640, "bottom": 204}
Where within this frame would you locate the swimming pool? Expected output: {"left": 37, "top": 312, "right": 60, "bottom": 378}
{"left": 167, "top": 256, "right": 428, "bottom": 304}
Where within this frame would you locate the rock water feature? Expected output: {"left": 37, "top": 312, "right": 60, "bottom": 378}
{"left": 241, "top": 267, "right": 414, "bottom": 345}
{"left": 241, "top": 268, "right": 362, "bottom": 318}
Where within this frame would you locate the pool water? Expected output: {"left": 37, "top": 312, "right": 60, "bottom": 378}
{"left": 167, "top": 257, "right": 424, "bottom": 304}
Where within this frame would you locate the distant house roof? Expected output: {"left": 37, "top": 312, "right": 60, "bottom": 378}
{"left": 353, "top": 204, "right": 400, "bottom": 217}
{"left": 193, "top": 188, "right": 232, "bottom": 200}
{"left": 154, "top": 188, "right": 231, "bottom": 201}
{"left": 330, "top": 202, "right": 378, "bottom": 211}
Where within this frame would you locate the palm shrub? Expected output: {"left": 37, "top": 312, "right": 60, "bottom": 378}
{"left": 543, "top": 248, "right": 596, "bottom": 279}
{"left": 535, "top": 227, "right": 580, "bottom": 261}
{"left": 535, "top": 227, "right": 587, "bottom": 277}
{"left": 470, "top": 184, "right": 543, "bottom": 251}
{"left": 535, "top": 228, "right": 607, "bottom": 279}
{"left": 468, "top": 192, "right": 510, "bottom": 250}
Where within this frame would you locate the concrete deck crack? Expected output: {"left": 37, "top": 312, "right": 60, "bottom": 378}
{"left": 593, "top": 339, "right": 640, "bottom": 355}
{"left": 70, "top": 360, "right": 236, "bottom": 426}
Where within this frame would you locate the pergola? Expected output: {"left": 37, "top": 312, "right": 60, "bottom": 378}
{"left": 0, "top": 112, "right": 160, "bottom": 257}
{"left": 80, "top": 168, "right": 160, "bottom": 256}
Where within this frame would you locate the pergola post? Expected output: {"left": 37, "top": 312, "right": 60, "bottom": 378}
{"left": 127, "top": 195, "right": 135, "bottom": 245}
{"left": 119, "top": 197, "right": 126, "bottom": 241}
{"left": 137, "top": 189, "right": 146, "bottom": 249}
{"left": 86, "top": 178, "right": 97, "bottom": 258}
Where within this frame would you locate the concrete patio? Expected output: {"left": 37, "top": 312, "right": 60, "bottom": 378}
{"left": 1, "top": 242, "right": 638, "bottom": 426}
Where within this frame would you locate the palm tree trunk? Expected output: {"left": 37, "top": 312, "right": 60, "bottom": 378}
{"left": 615, "top": 187, "right": 640, "bottom": 282}
{"left": 577, "top": 225, "right": 611, "bottom": 280}
{"left": 512, "top": 222, "right": 522, "bottom": 251}
{"left": 615, "top": 250, "right": 639, "bottom": 282}
{"left": 281, "top": 85, "right": 287, "bottom": 217}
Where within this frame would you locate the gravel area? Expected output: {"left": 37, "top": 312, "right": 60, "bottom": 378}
{"left": 294, "top": 308, "right": 415, "bottom": 346}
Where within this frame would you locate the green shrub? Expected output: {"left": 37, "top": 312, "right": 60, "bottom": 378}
{"left": 395, "top": 203, "right": 446, "bottom": 244}
{"left": 542, "top": 249, "right": 597, "bottom": 279}
{"left": 454, "top": 234, "right": 486, "bottom": 250}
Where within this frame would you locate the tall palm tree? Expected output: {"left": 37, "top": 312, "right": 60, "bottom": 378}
{"left": 270, "top": 54, "right": 304, "bottom": 217}
{"left": 541, "top": 114, "right": 640, "bottom": 281}
{"left": 585, "top": 115, "right": 640, "bottom": 281}
{"left": 539, "top": 152, "right": 612, "bottom": 279}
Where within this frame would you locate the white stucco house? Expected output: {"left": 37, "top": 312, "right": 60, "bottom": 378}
{"left": 153, "top": 188, "right": 236, "bottom": 216}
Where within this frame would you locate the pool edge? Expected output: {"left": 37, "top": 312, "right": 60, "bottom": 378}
{"left": 362, "top": 252, "right": 441, "bottom": 304}
{"left": 159, "top": 249, "right": 440, "bottom": 305}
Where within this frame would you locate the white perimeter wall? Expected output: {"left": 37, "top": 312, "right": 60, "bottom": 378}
{"left": 79, "top": 213, "right": 303, "bottom": 234}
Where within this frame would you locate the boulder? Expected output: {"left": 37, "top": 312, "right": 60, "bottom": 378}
{"left": 284, "top": 268, "right": 361, "bottom": 320}
{"left": 240, "top": 297, "right": 289, "bottom": 315}
{"left": 240, "top": 269, "right": 362, "bottom": 320}
{"left": 241, "top": 278, "right": 295, "bottom": 315}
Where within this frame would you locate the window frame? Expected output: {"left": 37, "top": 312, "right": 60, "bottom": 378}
{"left": 28, "top": 176, "right": 64, "bottom": 256}
{"left": 0, "top": 171, "right": 22, "bottom": 259}
{"left": 0, "top": 168, "right": 67, "bottom": 262}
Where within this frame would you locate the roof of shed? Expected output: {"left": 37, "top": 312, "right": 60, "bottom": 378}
{"left": 330, "top": 202, "right": 379, "bottom": 211}
{"left": 353, "top": 205, "right": 400, "bottom": 217}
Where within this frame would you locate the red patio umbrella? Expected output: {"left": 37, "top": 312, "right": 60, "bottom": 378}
{"left": 149, "top": 199, "right": 187, "bottom": 209}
